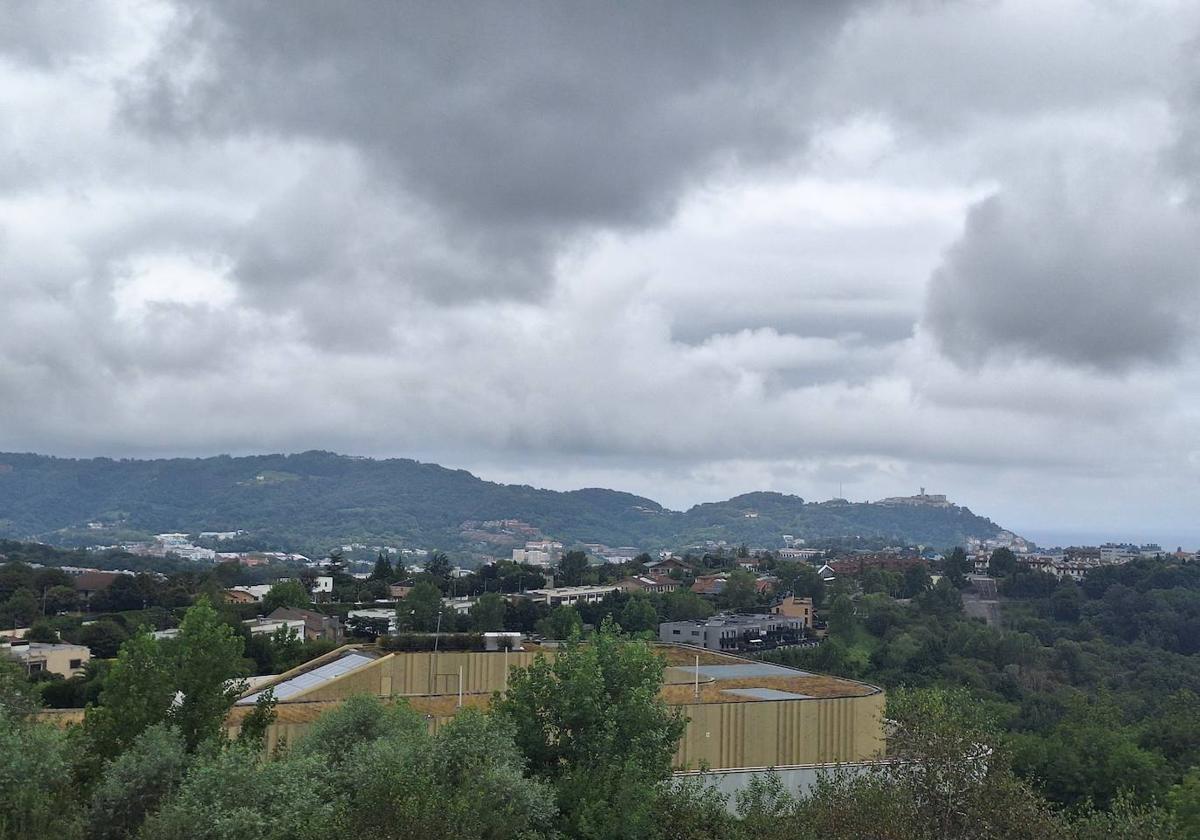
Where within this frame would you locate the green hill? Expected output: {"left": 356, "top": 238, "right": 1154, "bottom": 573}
{"left": 0, "top": 451, "right": 1007, "bottom": 555}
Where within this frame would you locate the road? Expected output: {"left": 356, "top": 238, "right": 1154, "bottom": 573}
{"left": 963, "top": 575, "right": 1001, "bottom": 627}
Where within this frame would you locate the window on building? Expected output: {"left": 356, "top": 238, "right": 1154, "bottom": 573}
{"left": 69, "top": 658, "right": 82, "bottom": 669}
{"left": 672, "top": 629, "right": 680, "bottom": 635}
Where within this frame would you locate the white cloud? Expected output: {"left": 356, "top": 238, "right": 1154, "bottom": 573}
{"left": 1, "top": 0, "right": 1199, "bottom": 544}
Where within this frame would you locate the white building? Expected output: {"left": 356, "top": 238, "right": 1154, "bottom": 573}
{"left": 243, "top": 617, "right": 307, "bottom": 637}
{"left": 347, "top": 607, "right": 398, "bottom": 634}
{"left": 521, "top": 585, "right": 620, "bottom": 607}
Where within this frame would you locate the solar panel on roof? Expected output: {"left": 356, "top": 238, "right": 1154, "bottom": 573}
{"left": 676, "top": 663, "right": 809, "bottom": 680}
{"left": 237, "top": 652, "right": 377, "bottom": 705}
{"left": 721, "top": 688, "right": 814, "bottom": 700}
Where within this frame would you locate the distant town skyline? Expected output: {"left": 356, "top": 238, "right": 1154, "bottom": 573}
{"left": 3, "top": 1, "right": 1200, "bottom": 547}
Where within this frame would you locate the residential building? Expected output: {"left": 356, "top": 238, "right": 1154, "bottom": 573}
{"left": 512, "top": 540, "right": 564, "bottom": 567}
{"left": 643, "top": 558, "right": 691, "bottom": 579}
{"left": 442, "top": 597, "right": 478, "bottom": 615}
{"left": 223, "top": 588, "right": 259, "bottom": 604}
{"left": 244, "top": 617, "right": 307, "bottom": 637}
{"left": 773, "top": 596, "right": 814, "bottom": 628}
{"left": 691, "top": 574, "right": 728, "bottom": 596}
{"left": 227, "top": 584, "right": 274, "bottom": 603}
{"left": 70, "top": 570, "right": 126, "bottom": 604}
{"left": 616, "top": 576, "right": 679, "bottom": 595}
{"left": 658, "top": 613, "right": 805, "bottom": 652}
{"left": 347, "top": 607, "right": 398, "bottom": 634}
{"left": 4, "top": 641, "right": 90, "bottom": 678}
{"left": 267, "top": 607, "right": 344, "bottom": 643}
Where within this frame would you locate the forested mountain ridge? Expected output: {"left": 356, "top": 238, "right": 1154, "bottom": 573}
{"left": 0, "top": 451, "right": 1007, "bottom": 554}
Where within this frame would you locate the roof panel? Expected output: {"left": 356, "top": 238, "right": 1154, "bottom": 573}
{"left": 236, "top": 652, "right": 377, "bottom": 705}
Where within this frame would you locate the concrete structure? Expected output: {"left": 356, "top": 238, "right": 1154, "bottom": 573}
{"left": 521, "top": 585, "right": 620, "bottom": 607}
{"left": 658, "top": 614, "right": 804, "bottom": 653}
{"left": 222, "top": 643, "right": 884, "bottom": 771}
{"left": 4, "top": 641, "right": 90, "bottom": 678}
{"left": 512, "top": 540, "right": 564, "bottom": 568}
{"left": 778, "top": 548, "right": 825, "bottom": 561}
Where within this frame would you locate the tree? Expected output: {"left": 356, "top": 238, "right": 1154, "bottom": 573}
{"left": 370, "top": 552, "right": 394, "bottom": 582}
{"left": 662, "top": 589, "right": 714, "bottom": 622}
{"left": 1050, "top": 581, "right": 1083, "bottom": 622}
{"left": 720, "top": 569, "right": 758, "bottom": 611}
{"left": 425, "top": 551, "right": 452, "bottom": 582}
{"left": 294, "top": 694, "right": 425, "bottom": 768}
{"left": 495, "top": 622, "right": 686, "bottom": 839}
{"left": 169, "top": 597, "right": 247, "bottom": 751}
{"left": 0, "top": 587, "right": 38, "bottom": 628}
{"left": 535, "top": 605, "right": 582, "bottom": 640}
{"left": 87, "top": 724, "right": 188, "bottom": 840}
{"left": 79, "top": 620, "right": 129, "bottom": 658}
{"left": 265, "top": 625, "right": 305, "bottom": 673}
{"left": 917, "top": 578, "right": 963, "bottom": 616}
{"left": 469, "top": 592, "right": 506, "bottom": 632}
{"left": 93, "top": 575, "right": 144, "bottom": 612}
{"left": 26, "top": 618, "right": 58, "bottom": 643}
{"left": 398, "top": 581, "right": 443, "bottom": 632}
{"left": 619, "top": 596, "right": 660, "bottom": 633}
{"left": 84, "top": 629, "right": 174, "bottom": 761}
{"left": 0, "top": 709, "right": 85, "bottom": 840}
{"left": 1011, "top": 695, "right": 1170, "bottom": 809}
{"left": 944, "top": 547, "right": 969, "bottom": 588}
{"left": 138, "top": 745, "right": 337, "bottom": 840}
{"left": 557, "top": 551, "right": 590, "bottom": 586}
{"left": 262, "top": 580, "right": 309, "bottom": 613}
{"left": 1169, "top": 768, "right": 1200, "bottom": 838}
{"left": 0, "top": 658, "right": 38, "bottom": 720}
{"left": 827, "top": 594, "right": 857, "bottom": 640}
{"left": 294, "top": 698, "right": 556, "bottom": 840}
{"left": 43, "top": 585, "right": 79, "bottom": 614}
{"left": 900, "top": 564, "right": 931, "bottom": 598}
{"left": 236, "top": 689, "right": 278, "bottom": 752}
{"left": 989, "top": 547, "right": 1018, "bottom": 578}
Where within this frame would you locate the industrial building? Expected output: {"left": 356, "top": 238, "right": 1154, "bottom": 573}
{"left": 658, "top": 613, "right": 805, "bottom": 653}
{"left": 223, "top": 641, "right": 884, "bottom": 771}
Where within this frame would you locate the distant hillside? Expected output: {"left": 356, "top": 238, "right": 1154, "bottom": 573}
{"left": 0, "top": 451, "right": 1008, "bottom": 555}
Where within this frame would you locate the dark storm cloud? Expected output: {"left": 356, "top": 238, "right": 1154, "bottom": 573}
{"left": 924, "top": 169, "right": 1200, "bottom": 371}
{"left": 122, "top": 1, "right": 865, "bottom": 300}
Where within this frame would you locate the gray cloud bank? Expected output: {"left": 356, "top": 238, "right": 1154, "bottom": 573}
{"left": 2, "top": 0, "right": 1200, "bottom": 540}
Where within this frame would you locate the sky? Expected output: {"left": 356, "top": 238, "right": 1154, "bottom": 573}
{"left": 2, "top": 1, "right": 1200, "bottom": 546}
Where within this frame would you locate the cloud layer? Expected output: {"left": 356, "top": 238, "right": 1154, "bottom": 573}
{"left": 3, "top": 0, "right": 1200, "bottom": 543}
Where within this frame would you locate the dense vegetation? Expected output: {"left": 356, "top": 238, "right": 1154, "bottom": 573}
{"left": 1, "top": 605, "right": 1190, "bottom": 839}
{"left": 765, "top": 553, "right": 1200, "bottom": 820}
{"left": 0, "top": 451, "right": 1004, "bottom": 554}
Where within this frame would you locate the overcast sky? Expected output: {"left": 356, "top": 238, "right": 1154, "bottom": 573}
{"left": 3, "top": 1, "right": 1200, "bottom": 546}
